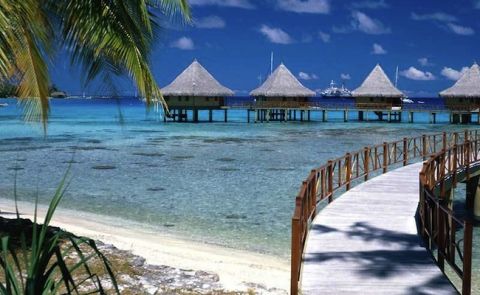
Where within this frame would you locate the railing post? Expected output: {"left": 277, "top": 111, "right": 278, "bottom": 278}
{"left": 327, "top": 160, "right": 333, "bottom": 203}
{"left": 442, "top": 132, "right": 447, "bottom": 151}
{"left": 422, "top": 135, "right": 427, "bottom": 160}
{"left": 403, "top": 137, "right": 408, "bottom": 166}
{"left": 383, "top": 142, "right": 388, "bottom": 173}
{"left": 452, "top": 145, "right": 458, "bottom": 187}
{"left": 346, "top": 153, "right": 352, "bottom": 191}
{"left": 437, "top": 199, "right": 445, "bottom": 272}
{"left": 311, "top": 170, "right": 317, "bottom": 219}
{"left": 466, "top": 140, "right": 471, "bottom": 180}
{"left": 364, "top": 147, "right": 370, "bottom": 181}
{"left": 291, "top": 215, "right": 300, "bottom": 295}
{"left": 462, "top": 220, "right": 473, "bottom": 295}
{"left": 454, "top": 132, "right": 459, "bottom": 145}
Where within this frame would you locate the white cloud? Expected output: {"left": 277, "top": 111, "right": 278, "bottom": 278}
{"left": 400, "top": 67, "right": 436, "bottom": 81}
{"left": 447, "top": 23, "right": 475, "bottom": 35}
{"left": 195, "top": 16, "right": 226, "bottom": 29}
{"left": 259, "top": 25, "right": 293, "bottom": 44}
{"left": 319, "top": 31, "right": 331, "bottom": 43}
{"left": 410, "top": 12, "right": 473, "bottom": 36}
{"left": 351, "top": 0, "right": 389, "bottom": 9}
{"left": 411, "top": 12, "right": 457, "bottom": 22}
{"left": 350, "top": 11, "right": 391, "bottom": 34}
{"left": 170, "top": 37, "right": 194, "bottom": 50}
{"left": 441, "top": 66, "right": 469, "bottom": 80}
{"left": 341, "top": 73, "right": 351, "bottom": 80}
{"left": 276, "top": 0, "right": 330, "bottom": 14}
{"left": 418, "top": 57, "right": 433, "bottom": 66}
{"left": 371, "top": 43, "right": 387, "bottom": 55}
{"left": 189, "top": 0, "right": 254, "bottom": 9}
{"left": 298, "top": 72, "right": 318, "bottom": 80}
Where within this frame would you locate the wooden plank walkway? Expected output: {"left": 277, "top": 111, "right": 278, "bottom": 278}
{"left": 301, "top": 163, "right": 457, "bottom": 295}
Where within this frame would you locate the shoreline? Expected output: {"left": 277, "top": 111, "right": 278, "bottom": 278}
{"left": 0, "top": 198, "right": 289, "bottom": 293}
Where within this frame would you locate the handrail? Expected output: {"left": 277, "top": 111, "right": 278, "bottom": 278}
{"left": 291, "top": 129, "right": 479, "bottom": 295}
{"left": 419, "top": 139, "right": 477, "bottom": 295}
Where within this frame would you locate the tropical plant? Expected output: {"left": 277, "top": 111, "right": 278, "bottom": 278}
{"left": 0, "top": 169, "right": 120, "bottom": 294}
{"left": 0, "top": 0, "right": 191, "bottom": 129}
{"left": 0, "top": 82, "right": 15, "bottom": 98}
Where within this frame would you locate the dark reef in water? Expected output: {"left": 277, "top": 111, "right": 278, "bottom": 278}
{"left": 92, "top": 165, "right": 116, "bottom": 170}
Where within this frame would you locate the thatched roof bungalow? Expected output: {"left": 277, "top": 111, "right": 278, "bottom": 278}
{"left": 352, "top": 64, "right": 404, "bottom": 109}
{"left": 162, "top": 59, "right": 234, "bottom": 110}
{"left": 440, "top": 63, "right": 480, "bottom": 107}
{"left": 250, "top": 64, "right": 315, "bottom": 107}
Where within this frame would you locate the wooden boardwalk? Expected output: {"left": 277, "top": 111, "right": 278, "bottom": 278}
{"left": 301, "top": 163, "right": 457, "bottom": 294}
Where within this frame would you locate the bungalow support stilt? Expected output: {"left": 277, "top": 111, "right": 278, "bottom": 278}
{"left": 193, "top": 109, "right": 199, "bottom": 123}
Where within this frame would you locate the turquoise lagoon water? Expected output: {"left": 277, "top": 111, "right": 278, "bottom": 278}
{"left": 0, "top": 98, "right": 478, "bottom": 265}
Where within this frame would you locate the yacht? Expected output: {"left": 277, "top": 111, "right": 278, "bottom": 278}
{"left": 321, "top": 80, "right": 352, "bottom": 97}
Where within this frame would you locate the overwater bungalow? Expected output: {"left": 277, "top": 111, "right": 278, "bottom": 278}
{"left": 250, "top": 63, "right": 315, "bottom": 107}
{"left": 353, "top": 64, "right": 403, "bottom": 108}
{"left": 249, "top": 63, "right": 315, "bottom": 121}
{"left": 162, "top": 59, "right": 234, "bottom": 122}
{"left": 440, "top": 63, "right": 480, "bottom": 124}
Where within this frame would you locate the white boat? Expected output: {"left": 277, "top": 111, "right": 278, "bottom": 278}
{"left": 320, "top": 80, "right": 352, "bottom": 97}
{"left": 0, "top": 103, "right": 8, "bottom": 107}
{"left": 401, "top": 98, "right": 414, "bottom": 104}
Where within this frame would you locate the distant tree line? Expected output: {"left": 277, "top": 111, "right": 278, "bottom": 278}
{"left": 0, "top": 82, "right": 66, "bottom": 98}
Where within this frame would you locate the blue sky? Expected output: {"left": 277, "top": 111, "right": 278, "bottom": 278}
{"left": 51, "top": 0, "right": 480, "bottom": 97}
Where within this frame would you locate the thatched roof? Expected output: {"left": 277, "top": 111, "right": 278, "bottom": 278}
{"left": 250, "top": 64, "right": 315, "bottom": 97}
{"left": 162, "top": 60, "right": 234, "bottom": 97}
{"left": 352, "top": 64, "right": 404, "bottom": 98}
{"left": 440, "top": 63, "right": 480, "bottom": 98}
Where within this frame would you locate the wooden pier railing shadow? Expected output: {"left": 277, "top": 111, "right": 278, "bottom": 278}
{"left": 291, "top": 129, "right": 479, "bottom": 295}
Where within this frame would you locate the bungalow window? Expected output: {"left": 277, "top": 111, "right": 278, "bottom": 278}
{"left": 178, "top": 97, "right": 182, "bottom": 101}
{"left": 206, "top": 97, "right": 209, "bottom": 102}
{"left": 185, "top": 97, "right": 189, "bottom": 101}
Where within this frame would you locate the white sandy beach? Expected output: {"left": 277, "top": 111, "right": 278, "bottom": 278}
{"left": 0, "top": 198, "right": 289, "bottom": 292}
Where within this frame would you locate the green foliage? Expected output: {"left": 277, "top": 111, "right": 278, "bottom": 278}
{"left": 0, "top": 82, "right": 15, "bottom": 98}
{"left": 0, "top": 0, "right": 191, "bottom": 130}
{"left": 0, "top": 170, "right": 120, "bottom": 294}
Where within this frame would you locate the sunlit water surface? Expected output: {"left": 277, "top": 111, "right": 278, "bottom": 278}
{"left": 0, "top": 98, "right": 478, "bottom": 290}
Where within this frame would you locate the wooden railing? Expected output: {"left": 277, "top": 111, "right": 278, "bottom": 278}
{"left": 419, "top": 138, "right": 479, "bottom": 295}
{"left": 291, "top": 129, "right": 480, "bottom": 295}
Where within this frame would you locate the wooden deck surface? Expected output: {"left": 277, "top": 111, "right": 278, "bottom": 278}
{"left": 301, "top": 163, "right": 457, "bottom": 294}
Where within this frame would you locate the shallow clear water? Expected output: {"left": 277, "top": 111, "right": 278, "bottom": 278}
{"left": 0, "top": 98, "right": 476, "bottom": 262}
